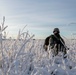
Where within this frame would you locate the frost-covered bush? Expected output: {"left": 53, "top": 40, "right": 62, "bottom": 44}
{"left": 1, "top": 33, "right": 76, "bottom": 75}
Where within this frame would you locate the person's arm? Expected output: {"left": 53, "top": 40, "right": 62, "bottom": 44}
{"left": 49, "top": 36, "right": 55, "bottom": 49}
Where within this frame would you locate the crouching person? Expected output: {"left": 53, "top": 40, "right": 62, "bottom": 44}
{"left": 50, "top": 28, "right": 67, "bottom": 58}
{"left": 44, "top": 28, "right": 67, "bottom": 58}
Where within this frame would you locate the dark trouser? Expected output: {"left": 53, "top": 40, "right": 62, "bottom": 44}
{"left": 51, "top": 44, "right": 67, "bottom": 56}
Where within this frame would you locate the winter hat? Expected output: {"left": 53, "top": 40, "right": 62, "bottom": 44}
{"left": 53, "top": 28, "right": 60, "bottom": 33}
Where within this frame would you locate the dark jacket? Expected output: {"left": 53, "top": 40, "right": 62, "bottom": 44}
{"left": 44, "top": 33, "right": 66, "bottom": 50}
{"left": 49, "top": 34, "right": 65, "bottom": 50}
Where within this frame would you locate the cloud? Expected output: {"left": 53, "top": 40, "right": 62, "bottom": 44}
{"left": 0, "top": 0, "right": 76, "bottom": 39}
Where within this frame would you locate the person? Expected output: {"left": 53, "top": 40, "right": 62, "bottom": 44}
{"left": 44, "top": 28, "right": 67, "bottom": 58}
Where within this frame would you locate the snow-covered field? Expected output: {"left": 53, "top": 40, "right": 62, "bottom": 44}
{"left": 0, "top": 16, "right": 76, "bottom": 75}
{"left": 0, "top": 37, "right": 76, "bottom": 75}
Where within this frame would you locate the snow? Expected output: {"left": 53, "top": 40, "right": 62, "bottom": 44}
{"left": 0, "top": 38, "right": 76, "bottom": 75}
{"left": 0, "top": 17, "right": 76, "bottom": 75}
{"left": 0, "top": 25, "right": 76, "bottom": 75}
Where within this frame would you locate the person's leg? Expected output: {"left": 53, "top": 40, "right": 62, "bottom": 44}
{"left": 52, "top": 48, "right": 58, "bottom": 56}
{"left": 55, "top": 49, "right": 58, "bottom": 56}
{"left": 63, "top": 48, "right": 67, "bottom": 58}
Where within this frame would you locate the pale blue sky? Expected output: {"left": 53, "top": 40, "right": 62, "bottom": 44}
{"left": 0, "top": 0, "right": 76, "bottom": 39}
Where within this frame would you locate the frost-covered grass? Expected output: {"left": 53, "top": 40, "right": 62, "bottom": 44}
{"left": 0, "top": 38, "right": 76, "bottom": 75}
{"left": 0, "top": 16, "right": 75, "bottom": 75}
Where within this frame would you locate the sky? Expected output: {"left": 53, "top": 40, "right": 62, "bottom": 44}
{"left": 0, "top": 0, "right": 76, "bottom": 39}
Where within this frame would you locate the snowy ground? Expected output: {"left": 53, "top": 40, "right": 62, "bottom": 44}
{"left": 0, "top": 38, "right": 76, "bottom": 75}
